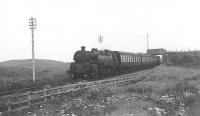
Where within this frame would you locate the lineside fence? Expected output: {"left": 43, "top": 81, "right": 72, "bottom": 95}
{"left": 0, "top": 74, "right": 146, "bottom": 112}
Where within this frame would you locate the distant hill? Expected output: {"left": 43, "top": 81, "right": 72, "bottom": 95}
{"left": 0, "top": 59, "right": 70, "bottom": 81}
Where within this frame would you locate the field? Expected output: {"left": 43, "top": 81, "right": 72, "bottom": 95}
{"left": 108, "top": 64, "right": 200, "bottom": 116}
{"left": 0, "top": 59, "right": 70, "bottom": 91}
{"left": 3, "top": 63, "right": 200, "bottom": 116}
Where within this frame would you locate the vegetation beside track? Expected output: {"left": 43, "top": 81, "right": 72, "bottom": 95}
{"left": 2, "top": 63, "right": 200, "bottom": 116}
{"left": 0, "top": 59, "right": 70, "bottom": 93}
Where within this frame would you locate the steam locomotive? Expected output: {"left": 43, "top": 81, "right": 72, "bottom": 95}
{"left": 69, "top": 46, "right": 160, "bottom": 80}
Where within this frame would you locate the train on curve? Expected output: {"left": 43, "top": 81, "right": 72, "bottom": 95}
{"left": 69, "top": 46, "right": 160, "bottom": 80}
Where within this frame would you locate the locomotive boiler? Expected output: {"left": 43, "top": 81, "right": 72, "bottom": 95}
{"left": 69, "top": 46, "right": 160, "bottom": 80}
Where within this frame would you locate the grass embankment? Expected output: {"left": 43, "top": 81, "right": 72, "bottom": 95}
{"left": 0, "top": 59, "right": 70, "bottom": 92}
{"left": 109, "top": 64, "right": 200, "bottom": 116}
{"left": 4, "top": 64, "right": 200, "bottom": 116}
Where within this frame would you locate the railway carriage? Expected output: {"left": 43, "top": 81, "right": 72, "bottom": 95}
{"left": 69, "top": 46, "right": 160, "bottom": 80}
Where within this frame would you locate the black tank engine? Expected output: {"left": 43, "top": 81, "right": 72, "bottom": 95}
{"left": 69, "top": 46, "right": 160, "bottom": 80}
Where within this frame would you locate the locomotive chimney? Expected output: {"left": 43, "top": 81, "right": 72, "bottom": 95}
{"left": 81, "top": 46, "right": 85, "bottom": 51}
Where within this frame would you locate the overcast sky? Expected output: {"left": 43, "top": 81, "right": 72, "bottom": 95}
{"left": 0, "top": 0, "right": 200, "bottom": 62}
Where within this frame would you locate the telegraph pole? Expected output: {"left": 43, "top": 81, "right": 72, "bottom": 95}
{"left": 98, "top": 35, "right": 103, "bottom": 44}
{"left": 29, "top": 17, "right": 36, "bottom": 83}
{"left": 147, "top": 33, "right": 149, "bottom": 50}
{"left": 98, "top": 35, "right": 103, "bottom": 50}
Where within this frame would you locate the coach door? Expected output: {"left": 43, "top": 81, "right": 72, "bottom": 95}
{"left": 112, "top": 51, "right": 121, "bottom": 67}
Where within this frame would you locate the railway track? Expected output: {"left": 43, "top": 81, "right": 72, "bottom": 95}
{"left": 0, "top": 75, "right": 145, "bottom": 112}
{"left": 0, "top": 67, "right": 155, "bottom": 113}
{"left": 0, "top": 80, "right": 71, "bottom": 97}
{"left": 0, "top": 67, "right": 154, "bottom": 97}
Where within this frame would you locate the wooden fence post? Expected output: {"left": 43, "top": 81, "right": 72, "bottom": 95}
{"left": 8, "top": 99, "right": 11, "bottom": 112}
{"left": 28, "top": 91, "right": 31, "bottom": 107}
{"left": 44, "top": 88, "right": 47, "bottom": 102}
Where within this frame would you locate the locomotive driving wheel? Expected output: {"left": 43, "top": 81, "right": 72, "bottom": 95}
{"left": 92, "top": 67, "right": 99, "bottom": 80}
{"left": 88, "top": 64, "right": 99, "bottom": 80}
{"left": 71, "top": 73, "right": 82, "bottom": 81}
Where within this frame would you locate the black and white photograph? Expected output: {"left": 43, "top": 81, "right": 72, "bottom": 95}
{"left": 1, "top": 0, "right": 200, "bottom": 116}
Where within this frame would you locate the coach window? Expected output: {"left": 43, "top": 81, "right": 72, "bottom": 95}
{"left": 122, "top": 56, "right": 124, "bottom": 62}
{"left": 128, "top": 56, "right": 130, "bottom": 62}
{"left": 124, "top": 56, "right": 126, "bottom": 62}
